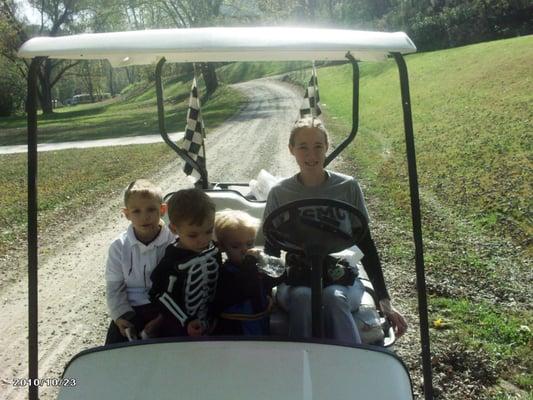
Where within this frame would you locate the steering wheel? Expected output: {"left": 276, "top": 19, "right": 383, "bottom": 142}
{"left": 262, "top": 198, "right": 368, "bottom": 256}
{"left": 263, "top": 198, "right": 368, "bottom": 338}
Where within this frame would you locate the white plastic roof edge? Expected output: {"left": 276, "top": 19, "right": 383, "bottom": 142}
{"left": 18, "top": 27, "right": 416, "bottom": 66}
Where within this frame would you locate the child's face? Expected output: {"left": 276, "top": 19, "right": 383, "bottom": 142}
{"left": 172, "top": 216, "right": 214, "bottom": 253}
{"left": 220, "top": 228, "right": 256, "bottom": 265}
{"left": 123, "top": 194, "right": 166, "bottom": 243}
{"left": 289, "top": 127, "right": 328, "bottom": 175}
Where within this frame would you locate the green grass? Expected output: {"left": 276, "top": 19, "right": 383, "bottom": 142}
{"left": 0, "top": 144, "right": 176, "bottom": 254}
{"left": 431, "top": 297, "right": 533, "bottom": 391}
{"left": 0, "top": 78, "right": 244, "bottom": 145}
{"left": 309, "top": 35, "right": 532, "bottom": 395}
{"left": 218, "top": 61, "right": 310, "bottom": 84}
{"left": 318, "top": 35, "right": 532, "bottom": 246}
{"left": 0, "top": 83, "right": 244, "bottom": 257}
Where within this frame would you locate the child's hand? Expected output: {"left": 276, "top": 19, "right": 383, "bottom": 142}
{"left": 116, "top": 318, "right": 135, "bottom": 338}
{"left": 245, "top": 248, "right": 262, "bottom": 259}
{"left": 187, "top": 319, "right": 204, "bottom": 337}
{"left": 142, "top": 314, "right": 164, "bottom": 338}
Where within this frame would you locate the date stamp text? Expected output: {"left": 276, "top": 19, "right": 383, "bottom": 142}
{"left": 12, "top": 377, "right": 77, "bottom": 387}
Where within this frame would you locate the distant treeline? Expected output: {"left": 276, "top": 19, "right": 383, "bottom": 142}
{"left": 390, "top": 0, "right": 533, "bottom": 51}
{"left": 1, "top": 0, "right": 531, "bottom": 117}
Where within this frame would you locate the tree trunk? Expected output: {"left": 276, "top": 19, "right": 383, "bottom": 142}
{"left": 40, "top": 59, "right": 53, "bottom": 115}
{"left": 125, "top": 67, "right": 135, "bottom": 85}
{"left": 84, "top": 62, "right": 95, "bottom": 102}
{"left": 107, "top": 63, "right": 115, "bottom": 96}
{"left": 200, "top": 63, "right": 218, "bottom": 96}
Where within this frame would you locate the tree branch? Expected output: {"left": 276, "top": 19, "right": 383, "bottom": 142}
{"left": 50, "top": 60, "right": 81, "bottom": 86}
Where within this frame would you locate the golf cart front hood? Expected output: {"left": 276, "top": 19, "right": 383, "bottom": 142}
{"left": 58, "top": 339, "right": 412, "bottom": 400}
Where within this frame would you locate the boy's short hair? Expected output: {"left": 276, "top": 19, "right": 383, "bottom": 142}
{"left": 289, "top": 116, "right": 329, "bottom": 147}
{"left": 124, "top": 179, "right": 163, "bottom": 206}
{"left": 215, "top": 209, "right": 260, "bottom": 244}
{"left": 167, "top": 188, "right": 215, "bottom": 226}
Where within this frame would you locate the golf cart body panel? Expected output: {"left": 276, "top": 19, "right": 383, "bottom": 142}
{"left": 58, "top": 339, "right": 413, "bottom": 400}
{"left": 18, "top": 27, "right": 416, "bottom": 66}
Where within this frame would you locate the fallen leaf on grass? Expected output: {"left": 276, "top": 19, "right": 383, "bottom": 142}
{"left": 433, "top": 318, "right": 450, "bottom": 329}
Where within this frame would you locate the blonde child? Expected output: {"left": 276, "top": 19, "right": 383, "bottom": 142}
{"left": 149, "top": 189, "right": 221, "bottom": 337}
{"left": 105, "top": 179, "right": 175, "bottom": 344}
{"left": 212, "top": 209, "right": 284, "bottom": 335}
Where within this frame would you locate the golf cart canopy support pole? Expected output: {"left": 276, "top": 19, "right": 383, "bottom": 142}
{"left": 324, "top": 53, "right": 359, "bottom": 167}
{"left": 392, "top": 52, "right": 434, "bottom": 400}
{"left": 154, "top": 57, "right": 209, "bottom": 188}
{"left": 27, "top": 57, "right": 42, "bottom": 400}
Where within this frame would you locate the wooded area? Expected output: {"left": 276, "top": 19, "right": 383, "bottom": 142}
{"left": 1, "top": 0, "right": 531, "bottom": 116}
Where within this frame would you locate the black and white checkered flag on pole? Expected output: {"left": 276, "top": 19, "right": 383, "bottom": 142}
{"left": 299, "top": 63, "right": 322, "bottom": 118}
{"left": 181, "top": 77, "right": 206, "bottom": 182}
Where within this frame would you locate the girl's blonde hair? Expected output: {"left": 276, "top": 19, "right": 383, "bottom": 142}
{"left": 214, "top": 209, "right": 260, "bottom": 244}
{"left": 289, "top": 116, "right": 329, "bottom": 147}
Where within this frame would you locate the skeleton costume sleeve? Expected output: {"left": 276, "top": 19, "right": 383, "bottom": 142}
{"left": 150, "top": 241, "right": 221, "bottom": 329}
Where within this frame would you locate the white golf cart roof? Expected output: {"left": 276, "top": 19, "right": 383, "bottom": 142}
{"left": 18, "top": 26, "right": 416, "bottom": 66}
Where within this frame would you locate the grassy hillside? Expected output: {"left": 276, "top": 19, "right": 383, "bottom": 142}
{"left": 318, "top": 35, "right": 532, "bottom": 247}
{"left": 218, "top": 61, "right": 310, "bottom": 84}
{"left": 313, "top": 35, "right": 532, "bottom": 397}
{"left": 0, "top": 79, "right": 244, "bottom": 262}
{"left": 0, "top": 76, "right": 244, "bottom": 145}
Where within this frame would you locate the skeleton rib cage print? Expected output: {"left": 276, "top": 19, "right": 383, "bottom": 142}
{"left": 158, "top": 246, "right": 219, "bottom": 328}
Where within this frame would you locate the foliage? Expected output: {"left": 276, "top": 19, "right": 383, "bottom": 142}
{"left": 0, "top": 55, "right": 25, "bottom": 116}
{"left": 2, "top": 0, "right": 530, "bottom": 116}
{"left": 400, "top": 0, "right": 533, "bottom": 51}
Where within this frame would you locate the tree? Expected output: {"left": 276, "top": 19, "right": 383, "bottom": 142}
{"left": 154, "top": 0, "right": 226, "bottom": 95}
{"left": 0, "top": 54, "right": 25, "bottom": 116}
{"left": 0, "top": 0, "right": 119, "bottom": 114}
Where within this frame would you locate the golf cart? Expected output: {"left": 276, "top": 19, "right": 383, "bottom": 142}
{"left": 19, "top": 27, "right": 432, "bottom": 399}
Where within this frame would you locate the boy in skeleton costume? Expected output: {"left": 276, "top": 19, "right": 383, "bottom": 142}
{"left": 148, "top": 189, "right": 221, "bottom": 337}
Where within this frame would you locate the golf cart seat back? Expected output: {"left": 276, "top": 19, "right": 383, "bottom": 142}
{"left": 164, "top": 189, "right": 267, "bottom": 245}
{"left": 204, "top": 189, "right": 266, "bottom": 246}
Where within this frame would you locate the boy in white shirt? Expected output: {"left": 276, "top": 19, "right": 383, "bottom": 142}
{"left": 104, "top": 179, "right": 175, "bottom": 344}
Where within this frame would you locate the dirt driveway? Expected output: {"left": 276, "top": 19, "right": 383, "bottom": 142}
{"left": 0, "top": 78, "right": 346, "bottom": 399}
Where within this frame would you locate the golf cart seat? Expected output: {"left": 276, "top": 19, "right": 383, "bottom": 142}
{"left": 163, "top": 188, "right": 267, "bottom": 245}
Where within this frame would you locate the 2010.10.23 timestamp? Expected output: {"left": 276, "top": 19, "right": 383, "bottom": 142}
{"left": 12, "top": 377, "right": 77, "bottom": 387}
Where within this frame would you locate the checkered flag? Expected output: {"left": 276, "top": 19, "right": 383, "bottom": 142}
{"left": 181, "top": 77, "right": 206, "bottom": 181}
{"left": 299, "top": 64, "right": 322, "bottom": 118}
